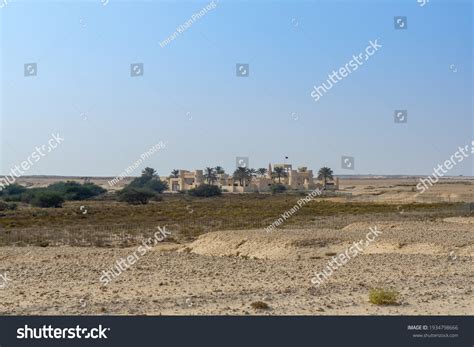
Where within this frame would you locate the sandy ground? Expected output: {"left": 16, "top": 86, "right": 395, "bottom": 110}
{"left": 339, "top": 178, "right": 474, "bottom": 203}
{"left": 0, "top": 218, "right": 472, "bottom": 315}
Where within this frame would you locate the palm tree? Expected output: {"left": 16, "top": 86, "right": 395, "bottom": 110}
{"left": 214, "top": 166, "right": 225, "bottom": 175}
{"left": 257, "top": 168, "right": 267, "bottom": 177}
{"left": 272, "top": 167, "right": 287, "bottom": 183}
{"left": 248, "top": 168, "right": 257, "bottom": 181}
{"left": 233, "top": 167, "right": 251, "bottom": 186}
{"left": 214, "top": 166, "right": 225, "bottom": 182}
{"left": 170, "top": 169, "right": 179, "bottom": 178}
{"left": 203, "top": 167, "right": 217, "bottom": 184}
{"left": 318, "top": 167, "right": 334, "bottom": 189}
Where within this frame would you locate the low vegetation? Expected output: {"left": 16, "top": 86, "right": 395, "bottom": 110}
{"left": 188, "top": 184, "right": 221, "bottom": 197}
{"left": 31, "top": 191, "right": 65, "bottom": 208}
{"left": 369, "top": 288, "right": 400, "bottom": 306}
{"left": 117, "top": 188, "right": 156, "bottom": 205}
{"left": 117, "top": 167, "right": 168, "bottom": 204}
{"left": 270, "top": 184, "right": 287, "bottom": 194}
{"left": 47, "top": 181, "right": 106, "bottom": 200}
{"left": 0, "top": 182, "right": 105, "bottom": 208}
{"left": 0, "top": 201, "right": 17, "bottom": 211}
{"left": 0, "top": 188, "right": 462, "bottom": 233}
{"left": 250, "top": 301, "right": 270, "bottom": 310}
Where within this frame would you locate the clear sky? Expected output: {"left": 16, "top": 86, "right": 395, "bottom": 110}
{"left": 1, "top": 0, "right": 472, "bottom": 177}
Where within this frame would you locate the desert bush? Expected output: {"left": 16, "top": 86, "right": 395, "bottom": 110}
{"left": 117, "top": 188, "right": 155, "bottom": 205}
{"left": 3, "top": 194, "right": 22, "bottom": 202}
{"left": 143, "top": 179, "right": 168, "bottom": 193}
{"left": 151, "top": 194, "right": 163, "bottom": 202}
{"left": 188, "top": 184, "right": 221, "bottom": 197}
{"left": 125, "top": 167, "right": 168, "bottom": 194}
{"left": 250, "top": 301, "right": 270, "bottom": 310}
{"left": 47, "top": 181, "right": 106, "bottom": 200}
{"left": 369, "top": 288, "right": 400, "bottom": 306}
{"left": 0, "top": 201, "right": 17, "bottom": 211}
{"left": 1, "top": 184, "right": 28, "bottom": 202}
{"left": 270, "top": 184, "right": 287, "bottom": 194}
{"left": 0, "top": 184, "right": 27, "bottom": 196}
{"left": 18, "top": 188, "right": 46, "bottom": 204}
{"left": 31, "top": 191, "right": 65, "bottom": 208}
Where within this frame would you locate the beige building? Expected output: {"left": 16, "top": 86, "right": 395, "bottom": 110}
{"left": 164, "top": 163, "right": 339, "bottom": 193}
{"left": 271, "top": 164, "right": 317, "bottom": 190}
{"left": 167, "top": 170, "right": 204, "bottom": 192}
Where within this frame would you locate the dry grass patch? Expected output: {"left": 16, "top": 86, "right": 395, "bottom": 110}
{"left": 250, "top": 301, "right": 270, "bottom": 310}
{"left": 369, "top": 288, "right": 400, "bottom": 306}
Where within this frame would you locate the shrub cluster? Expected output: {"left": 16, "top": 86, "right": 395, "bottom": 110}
{"left": 31, "top": 192, "right": 65, "bottom": 208}
{"left": 117, "top": 188, "right": 156, "bottom": 205}
{"left": 47, "top": 181, "right": 106, "bottom": 200}
{"left": 0, "top": 182, "right": 106, "bottom": 208}
{"left": 188, "top": 184, "right": 221, "bottom": 197}
{"left": 368, "top": 288, "right": 400, "bottom": 306}
{"left": 270, "top": 184, "right": 287, "bottom": 194}
{"left": 0, "top": 201, "right": 18, "bottom": 211}
{"left": 117, "top": 167, "right": 168, "bottom": 205}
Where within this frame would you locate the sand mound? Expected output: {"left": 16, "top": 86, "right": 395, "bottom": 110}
{"left": 180, "top": 229, "right": 347, "bottom": 260}
{"left": 180, "top": 222, "right": 473, "bottom": 260}
{"left": 443, "top": 217, "right": 474, "bottom": 224}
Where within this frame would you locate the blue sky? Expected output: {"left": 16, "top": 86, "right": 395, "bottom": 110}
{"left": 1, "top": 0, "right": 472, "bottom": 177}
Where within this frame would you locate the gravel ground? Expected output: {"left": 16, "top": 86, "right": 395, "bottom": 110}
{"left": 0, "top": 219, "right": 472, "bottom": 315}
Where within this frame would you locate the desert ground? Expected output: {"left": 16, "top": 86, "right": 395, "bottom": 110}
{"left": 0, "top": 177, "right": 473, "bottom": 315}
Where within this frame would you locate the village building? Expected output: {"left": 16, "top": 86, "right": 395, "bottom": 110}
{"left": 163, "top": 164, "right": 339, "bottom": 193}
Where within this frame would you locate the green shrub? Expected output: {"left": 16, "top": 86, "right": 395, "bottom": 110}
{"left": 0, "top": 201, "right": 18, "bottom": 211}
{"left": 188, "top": 184, "right": 221, "bottom": 197}
{"left": 369, "top": 288, "right": 400, "bottom": 306}
{"left": 3, "top": 194, "right": 22, "bottom": 202}
{"left": 1, "top": 184, "right": 27, "bottom": 201}
{"left": 31, "top": 192, "right": 65, "bottom": 208}
{"left": 0, "top": 184, "right": 27, "bottom": 196}
{"left": 117, "top": 188, "right": 155, "bottom": 205}
{"left": 270, "top": 184, "right": 287, "bottom": 194}
{"left": 124, "top": 167, "right": 167, "bottom": 192}
{"left": 47, "top": 181, "right": 106, "bottom": 200}
{"left": 19, "top": 188, "right": 45, "bottom": 204}
{"left": 143, "top": 179, "right": 168, "bottom": 193}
